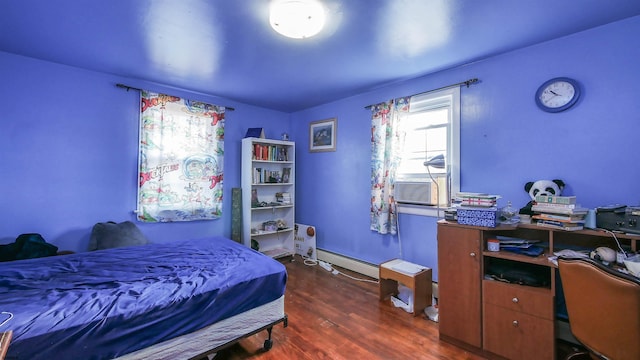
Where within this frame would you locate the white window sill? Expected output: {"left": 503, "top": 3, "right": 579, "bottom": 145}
{"left": 397, "top": 203, "right": 443, "bottom": 217}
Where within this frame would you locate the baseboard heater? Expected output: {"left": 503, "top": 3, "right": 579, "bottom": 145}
{"left": 316, "top": 249, "right": 440, "bottom": 301}
{"left": 316, "top": 249, "right": 379, "bottom": 279}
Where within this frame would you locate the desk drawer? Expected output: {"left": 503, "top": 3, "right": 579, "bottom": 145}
{"left": 483, "top": 280, "right": 553, "bottom": 320}
{"left": 483, "top": 302, "right": 555, "bottom": 360}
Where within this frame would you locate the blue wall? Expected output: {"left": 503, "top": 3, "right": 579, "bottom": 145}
{"left": 0, "top": 52, "right": 289, "bottom": 252}
{"left": 291, "top": 16, "right": 640, "bottom": 280}
{"left": 2, "top": 17, "right": 639, "bottom": 281}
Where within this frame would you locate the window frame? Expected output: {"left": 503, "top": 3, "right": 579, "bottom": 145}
{"left": 397, "top": 86, "right": 460, "bottom": 217}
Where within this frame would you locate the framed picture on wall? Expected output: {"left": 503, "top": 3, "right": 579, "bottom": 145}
{"left": 309, "top": 117, "right": 337, "bottom": 152}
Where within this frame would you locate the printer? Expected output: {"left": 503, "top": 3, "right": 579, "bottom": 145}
{"left": 596, "top": 205, "right": 640, "bottom": 234}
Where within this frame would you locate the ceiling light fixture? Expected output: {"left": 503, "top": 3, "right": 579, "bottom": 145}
{"left": 269, "top": 0, "right": 326, "bottom": 39}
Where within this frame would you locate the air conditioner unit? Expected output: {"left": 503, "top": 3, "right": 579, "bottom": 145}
{"left": 395, "top": 181, "right": 433, "bottom": 205}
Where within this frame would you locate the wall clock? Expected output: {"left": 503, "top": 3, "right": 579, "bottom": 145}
{"left": 535, "top": 77, "right": 581, "bottom": 113}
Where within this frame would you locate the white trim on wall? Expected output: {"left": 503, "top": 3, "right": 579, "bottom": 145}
{"left": 316, "top": 249, "right": 379, "bottom": 279}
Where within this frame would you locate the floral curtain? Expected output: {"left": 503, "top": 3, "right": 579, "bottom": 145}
{"left": 370, "top": 97, "right": 410, "bottom": 234}
{"left": 137, "top": 90, "right": 225, "bottom": 222}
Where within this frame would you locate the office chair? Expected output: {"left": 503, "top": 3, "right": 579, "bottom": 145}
{"left": 558, "top": 257, "right": 640, "bottom": 360}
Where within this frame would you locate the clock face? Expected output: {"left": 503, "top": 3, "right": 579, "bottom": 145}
{"left": 535, "top": 77, "right": 580, "bottom": 113}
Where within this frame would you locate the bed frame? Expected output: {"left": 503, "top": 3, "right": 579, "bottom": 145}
{"left": 118, "top": 296, "right": 288, "bottom": 360}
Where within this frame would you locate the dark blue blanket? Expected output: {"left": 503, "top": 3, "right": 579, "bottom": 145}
{"left": 0, "top": 236, "right": 287, "bottom": 359}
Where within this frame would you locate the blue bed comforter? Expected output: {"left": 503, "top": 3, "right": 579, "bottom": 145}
{"left": 0, "top": 236, "right": 287, "bottom": 359}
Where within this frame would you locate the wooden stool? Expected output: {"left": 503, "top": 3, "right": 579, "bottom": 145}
{"left": 379, "top": 259, "right": 432, "bottom": 317}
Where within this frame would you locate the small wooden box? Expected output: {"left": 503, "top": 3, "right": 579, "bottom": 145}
{"left": 379, "top": 259, "right": 432, "bottom": 317}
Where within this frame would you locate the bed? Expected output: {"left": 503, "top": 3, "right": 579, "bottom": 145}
{"left": 0, "top": 236, "right": 288, "bottom": 360}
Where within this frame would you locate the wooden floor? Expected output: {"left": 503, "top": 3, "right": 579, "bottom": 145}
{"left": 214, "top": 255, "right": 486, "bottom": 360}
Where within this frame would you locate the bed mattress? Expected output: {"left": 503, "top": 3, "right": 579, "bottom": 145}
{"left": 0, "top": 236, "right": 287, "bottom": 359}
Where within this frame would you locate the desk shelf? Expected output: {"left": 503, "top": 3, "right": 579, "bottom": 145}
{"left": 482, "top": 249, "right": 553, "bottom": 267}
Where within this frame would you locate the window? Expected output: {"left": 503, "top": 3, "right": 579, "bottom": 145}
{"left": 137, "top": 91, "right": 226, "bottom": 222}
{"left": 396, "top": 87, "right": 460, "bottom": 216}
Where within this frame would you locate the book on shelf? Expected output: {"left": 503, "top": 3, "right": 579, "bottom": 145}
{"left": 535, "top": 195, "right": 577, "bottom": 205}
{"left": 252, "top": 144, "right": 267, "bottom": 160}
{"left": 252, "top": 167, "right": 262, "bottom": 183}
{"left": 255, "top": 144, "right": 270, "bottom": 160}
{"left": 536, "top": 219, "right": 584, "bottom": 231}
{"left": 531, "top": 204, "right": 588, "bottom": 215}
{"left": 252, "top": 144, "right": 289, "bottom": 162}
{"left": 268, "top": 146, "right": 275, "bottom": 160}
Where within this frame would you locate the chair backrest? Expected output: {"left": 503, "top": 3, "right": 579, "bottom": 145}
{"left": 558, "top": 257, "right": 640, "bottom": 360}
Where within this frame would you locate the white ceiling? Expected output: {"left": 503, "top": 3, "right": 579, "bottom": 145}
{"left": 1, "top": 0, "right": 639, "bottom": 112}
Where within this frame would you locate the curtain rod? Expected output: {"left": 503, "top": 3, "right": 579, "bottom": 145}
{"left": 116, "top": 83, "right": 235, "bottom": 111}
{"left": 364, "top": 78, "right": 479, "bottom": 109}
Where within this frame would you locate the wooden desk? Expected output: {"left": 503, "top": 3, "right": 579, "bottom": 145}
{"left": 437, "top": 220, "right": 640, "bottom": 360}
{"left": 379, "top": 259, "right": 432, "bottom": 317}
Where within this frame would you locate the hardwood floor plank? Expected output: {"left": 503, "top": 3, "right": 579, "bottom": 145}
{"left": 214, "top": 256, "right": 486, "bottom": 360}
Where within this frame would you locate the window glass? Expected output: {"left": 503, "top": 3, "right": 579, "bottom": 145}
{"left": 397, "top": 109, "right": 448, "bottom": 180}
{"left": 396, "top": 87, "right": 460, "bottom": 215}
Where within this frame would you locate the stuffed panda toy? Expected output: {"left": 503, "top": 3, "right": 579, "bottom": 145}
{"left": 519, "top": 179, "right": 566, "bottom": 215}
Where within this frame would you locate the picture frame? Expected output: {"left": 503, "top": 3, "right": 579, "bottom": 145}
{"left": 309, "top": 117, "right": 337, "bottom": 152}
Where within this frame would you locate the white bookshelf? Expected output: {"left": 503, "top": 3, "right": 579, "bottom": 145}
{"left": 241, "top": 137, "right": 295, "bottom": 259}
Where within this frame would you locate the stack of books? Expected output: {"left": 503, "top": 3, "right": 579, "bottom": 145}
{"left": 275, "top": 192, "right": 291, "bottom": 204}
{"left": 531, "top": 195, "right": 588, "bottom": 231}
{"left": 252, "top": 144, "right": 289, "bottom": 161}
{"left": 453, "top": 193, "right": 501, "bottom": 227}
{"left": 454, "top": 192, "right": 500, "bottom": 207}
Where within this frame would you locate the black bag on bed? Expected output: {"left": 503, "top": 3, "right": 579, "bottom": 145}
{"left": 0, "top": 233, "right": 58, "bottom": 262}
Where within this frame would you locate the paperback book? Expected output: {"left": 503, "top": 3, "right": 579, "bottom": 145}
{"left": 531, "top": 204, "right": 588, "bottom": 215}
{"left": 454, "top": 192, "right": 500, "bottom": 207}
{"left": 535, "top": 195, "right": 577, "bottom": 205}
{"left": 532, "top": 202, "right": 579, "bottom": 209}
{"left": 532, "top": 213, "right": 586, "bottom": 223}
